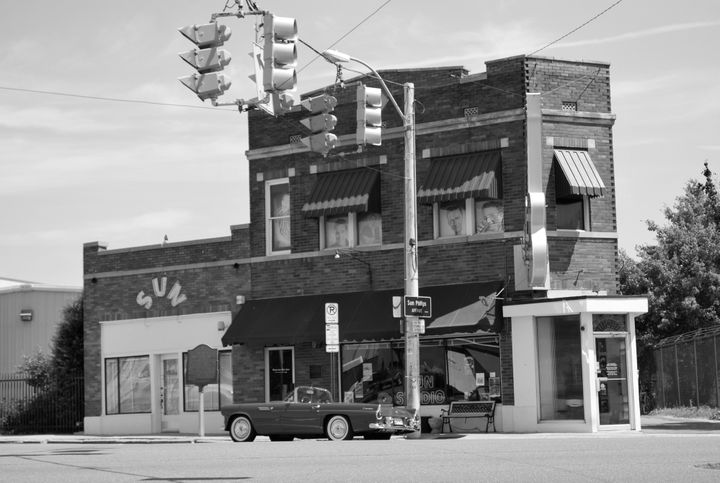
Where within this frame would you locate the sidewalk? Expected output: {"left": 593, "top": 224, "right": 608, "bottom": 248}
{"left": 1, "top": 416, "right": 718, "bottom": 444}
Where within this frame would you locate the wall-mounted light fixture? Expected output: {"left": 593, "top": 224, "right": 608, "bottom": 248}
{"left": 20, "top": 310, "right": 33, "bottom": 322}
{"left": 217, "top": 321, "right": 226, "bottom": 332}
{"left": 236, "top": 295, "right": 246, "bottom": 305}
{"left": 334, "top": 249, "right": 373, "bottom": 288}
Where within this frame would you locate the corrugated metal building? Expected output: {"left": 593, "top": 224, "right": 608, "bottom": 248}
{"left": 0, "top": 277, "right": 81, "bottom": 375}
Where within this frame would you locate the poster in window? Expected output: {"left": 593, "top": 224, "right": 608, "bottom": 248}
{"left": 475, "top": 200, "right": 504, "bottom": 233}
{"left": 357, "top": 212, "right": 381, "bottom": 245}
{"left": 270, "top": 184, "right": 290, "bottom": 250}
{"left": 439, "top": 201, "right": 466, "bottom": 237}
{"left": 325, "top": 215, "right": 349, "bottom": 247}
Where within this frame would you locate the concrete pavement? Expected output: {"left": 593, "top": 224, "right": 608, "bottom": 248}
{"left": 1, "top": 415, "right": 718, "bottom": 444}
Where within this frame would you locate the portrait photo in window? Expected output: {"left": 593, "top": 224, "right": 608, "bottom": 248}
{"left": 270, "top": 183, "right": 290, "bottom": 250}
{"left": 439, "top": 201, "right": 466, "bottom": 237}
{"left": 475, "top": 200, "right": 504, "bottom": 233}
{"left": 325, "top": 215, "right": 350, "bottom": 247}
{"left": 357, "top": 212, "right": 382, "bottom": 246}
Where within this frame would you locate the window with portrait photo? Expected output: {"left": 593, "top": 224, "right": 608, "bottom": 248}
{"left": 266, "top": 179, "right": 290, "bottom": 255}
{"left": 475, "top": 200, "right": 504, "bottom": 233}
{"left": 322, "top": 212, "right": 382, "bottom": 249}
{"left": 438, "top": 201, "right": 467, "bottom": 237}
{"left": 435, "top": 198, "right": 503, "bottom": 238}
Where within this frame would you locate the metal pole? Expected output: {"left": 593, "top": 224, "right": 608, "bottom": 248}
{"left": 403, "top": 82, "right": 421, "bottom": 438}
{"left": 199, "top": 386, "right": 205, "bottom": 437}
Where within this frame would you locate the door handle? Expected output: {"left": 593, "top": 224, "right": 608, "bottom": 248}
{"left": 312, "top": 404, "right": 321, "bottom": 410}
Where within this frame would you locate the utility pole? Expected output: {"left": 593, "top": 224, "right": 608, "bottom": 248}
{"left": 403, "top": 82, "right": 421, "bottom": 439}
{"left": 322, "top": 50, "right": 421, "bottom": 436}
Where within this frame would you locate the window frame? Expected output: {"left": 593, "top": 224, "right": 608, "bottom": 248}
{"left": 104, "top": 355, "right": 152, "bottom": 415}
{"left": 433, "top": 198, "right": 504, "bottom": 239}
{"left": 320, "top": 212, "right": 382, "bottom": 249}
{"left": 265, "top": 178, "right": 291, "bottom": 256}
{"left": 556, "top": 195, "right": 591, "bottom": 231}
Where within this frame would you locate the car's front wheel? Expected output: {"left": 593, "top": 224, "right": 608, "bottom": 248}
{"left": 229, "top": 416, "right": 256, "bottom": 442}
{"left": 326, "top": 415, "right": 353, "bottom": 441}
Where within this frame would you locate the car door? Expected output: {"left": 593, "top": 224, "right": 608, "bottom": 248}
{"left": 280, "top": 388, "right": 325, "bottom": 434}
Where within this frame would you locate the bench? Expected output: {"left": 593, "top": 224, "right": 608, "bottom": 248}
{"left": 440, "top": 400, "right": 496, "bottom": 433}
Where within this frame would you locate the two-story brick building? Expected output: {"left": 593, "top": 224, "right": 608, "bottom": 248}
{"left": 82, "top": 54, "right": 646, "bottom": 436}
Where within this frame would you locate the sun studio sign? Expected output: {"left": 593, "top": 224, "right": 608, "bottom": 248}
{"left": 136, "top": 276, "right": 188, "bottom": 309}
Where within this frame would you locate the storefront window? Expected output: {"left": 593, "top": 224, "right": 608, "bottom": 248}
{"left": 105, "top": 356, "right": 151, "bottom": 415}
{"left": 341, "top": 337, "right": 500, "bottom": 406}
{"left": 183, "top": 351, "right": 233, "bottom": 412}
{"left": 537, "top": 316, "right": 583, "bottom": 420}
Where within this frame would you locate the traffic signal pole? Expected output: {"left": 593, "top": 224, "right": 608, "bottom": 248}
{"left": 402, "top": 82, "right": 421, "bottom": 439}
{"left": 321, "top": 50, "right": 420, "bottom": 437}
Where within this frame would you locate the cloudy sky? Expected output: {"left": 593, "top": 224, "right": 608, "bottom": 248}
{"left": 1, "top": 0, "right": 718, "bottom": 287}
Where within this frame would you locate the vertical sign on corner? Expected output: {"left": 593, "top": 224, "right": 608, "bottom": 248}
{"left": 325, "top": 302, "right": 339, "bottom": 353}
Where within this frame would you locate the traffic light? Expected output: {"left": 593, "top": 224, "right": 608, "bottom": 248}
{"left": 178, "top": 22, "right": 232, "bottom": 101}
{"left": 357, "top": 84, "right": 382, "bottom": 146}
{"left": 262, "top": 13, "right": 298, "bottom": 112}
{"left": 300, "top": 94, "right": 338, "bottom": 155}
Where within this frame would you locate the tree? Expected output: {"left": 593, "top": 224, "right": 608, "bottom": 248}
{"left": 619, "top": 162, "right": 720, "bottom": 410}
{"left": 3, "top": 296, "right": 84, "bottom": 434}
{"left": 634, "top": 162, "right": 720, "bottom": 339}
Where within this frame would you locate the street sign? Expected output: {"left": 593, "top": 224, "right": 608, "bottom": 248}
{"left": 326, "top": 344, "right": 339, "bottom": 353}
{"left": 325, "top": 302, "right": 339, "bottom": 324}
{"left": 404, "top": 296, "right": 432, "bottom": 318}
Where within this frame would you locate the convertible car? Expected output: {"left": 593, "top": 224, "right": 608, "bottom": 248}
{"left": 221, "top": 386, "right": 419, "bottom": 442}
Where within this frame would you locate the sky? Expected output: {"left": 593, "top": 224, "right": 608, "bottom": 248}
{"left": 1, "top": 0, "right": 719, "bottom": 288}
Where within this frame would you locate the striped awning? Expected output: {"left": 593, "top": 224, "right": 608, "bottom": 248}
{"left": 302, "top": 169, "right": 380, "bottom": 217}
{"left": 554, "top": 149, "right": 606, "bottom": 198}
{"left": 417, "top": 150, "right": 501, "bottom": 204}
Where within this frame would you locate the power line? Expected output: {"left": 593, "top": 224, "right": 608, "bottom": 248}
{"left": 0, "top": 85, "right": 232, "bottom": 111}
{"left": 528, "top": 0, "right": 624, "bottom": 56}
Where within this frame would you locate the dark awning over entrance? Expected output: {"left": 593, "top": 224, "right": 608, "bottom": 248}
{"left": 221, "top": 281, "right": 503, "bottom": 347}
{"left": 417, "top": 151, "right": 501, "bottom": 204}
{"left": 554, "top": 149, "right": 606, "bottom": 198}
{"left": 302, "top": 169, "right": 380, "bottom": 217}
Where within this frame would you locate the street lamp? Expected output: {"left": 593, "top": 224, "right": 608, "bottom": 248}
{"left": 322, "top": 49, "right": 421, "bottom": 438}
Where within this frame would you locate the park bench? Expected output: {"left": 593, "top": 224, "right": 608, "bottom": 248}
{"left": 440, "top": 400, "right": 496, "bottom": 433}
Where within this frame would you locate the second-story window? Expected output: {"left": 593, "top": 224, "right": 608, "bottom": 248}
{"left": 321, "top": 212, "right": 382, "bottom": 248}
{"left": 303, "top": 168, "right": 382, "bottom": 250}
{"left": 419, "top": 150, "right": 503, "bottom": 239}
{"left": 553, "top": 149, "right": 605, "bottom": 232}
{"left": 266, "top": 179, "right": 291, "bottom": 255}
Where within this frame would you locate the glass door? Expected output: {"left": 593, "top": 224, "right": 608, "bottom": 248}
{"left": 596, "top": 337, "right": 629, "bottom": 426}
{"left": 160, "top": 355, "right": 180, "bottom": 432}
{"left": 265, "top": 347, "right": 294, "bottom": 401}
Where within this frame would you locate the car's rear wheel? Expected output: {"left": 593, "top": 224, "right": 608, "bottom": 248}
{"left": 326, "top": 415, "right": 353, "bottom": 441}
{"left": 229, "top": 416, "right": 256, "bottom": 442}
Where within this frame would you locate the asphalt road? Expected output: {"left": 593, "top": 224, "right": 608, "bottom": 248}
{"left": 2, "top": 424, "right": 720, "bottom": 483}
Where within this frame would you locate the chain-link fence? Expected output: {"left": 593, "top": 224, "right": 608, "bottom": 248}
{"left": 653, "top": 326, "right": 720, "bottom": 408}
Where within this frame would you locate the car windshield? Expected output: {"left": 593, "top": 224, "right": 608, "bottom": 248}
{"left": 286, "top": 386, "right": 334, "bottom": 404}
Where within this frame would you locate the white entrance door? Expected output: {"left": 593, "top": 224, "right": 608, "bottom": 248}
{"left": 160, "top": 354, "right": 181, "bottom": 432}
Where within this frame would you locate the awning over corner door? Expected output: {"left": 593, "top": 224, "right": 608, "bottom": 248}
{"left": 554, "top": 149, "right": 606, "bottom": 197}
{"left": 302, "top": 169, "right": 380, "bottom": 217}
{"left": 417, "top": 151, "right": 501, "bottom": 204}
